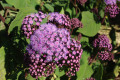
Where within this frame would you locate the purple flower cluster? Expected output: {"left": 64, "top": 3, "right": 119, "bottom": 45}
{"left": 98, "top": 51, "right": 114, "bottom": 61}
{"left": 93, "top": 34, "right": 112, "bottom": 51}
{"left": 77, "top": 0, "right": 87, "bottom": 5}
{"left": 22, "top": 11, "right": 47, "bottom": 38}
{"left": 70, "top": 18, "right": 83, "bottom": 29}
{"left": 57, "top": 39, "right": 83, "bottom": 77}
{"left": 93, "top": 34, "right": 113, "bottom": 61}
{"left": 24, "top": 51, "right": 56, "bottom": 79}
{"left": 22, "top": 12, "right": 73, "bottom": 38}
{"left": 86, "top": 77, "right": 96, "bottom": 80}
{"left": 105, "top": 5, "right": 119, "bottom": 18}
{"left": 24, "top": 23, "right": 83, "bottom": 78}
{"left": 104, "top": 0, "right": 116, "bottom": 5}
{"left": 48, "top": 12, "right": 71, "bottom": 29}
{"left": 29, "top": 23, "right": 71, "bottom": 62}
{"left": 98, "top": 51, "right": 110, "bottom": 60}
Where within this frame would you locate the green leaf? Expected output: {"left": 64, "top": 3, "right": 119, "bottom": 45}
{"left": 0, "top": 1, "right": 12, "bottom": 8}
{"left": 6, "top": 0, "right": 39, "bottom": 10}
{"left": 17, "top": 71, "right": 25, "bottom": 80}
{"left": 38, "top": 76, "right": 46, "bottom": 80}
{"left": 94, "top": 64, "right": 103, "bottom": 80}
{"left": 80, "top": 36, "right": 89, "bottom": 43}
{"left": 99, "top": 10, "right": 104, "bottom": 18}
{"left": 55, "top": 66, "right": 65, "bottom": 78}
{"left": 114, "top": 65, "right": 120, "bottom": 77}
{"left": 44, "top": 4, "right": 54, "bottom": 12}
{"left": 40, "top": 17, "right": 48, "bottom": 25}
{"left": 72, "top": 7, "right": 76, "bottom": 18}
{"left": 0, "top": 47, "right": 6, "bottom": 80}
{"left": 56, "top": 78, "right": 60, "bottom": 80}
{"left": 5, "top": 18, "right": 11, "bottom": 24}
{"left": 65, "top": 4, "right": 72, "bottom": 18}
{"left": 8, "top": 8, "right": 37, "bottom": 34}
{"left": 26, "top": 74, "right": 36, "bottom": 80}
{"left": 77, "top": 51, "right": 93, "bottom": 80}
{"left": 60, "top": 7, "right": 64, "bottom": 14}
{"left": 17, "top": 71, "right": 22, "bottom": 79}
{"left": 77, "top": 11, "right": 101, "bottom": 37}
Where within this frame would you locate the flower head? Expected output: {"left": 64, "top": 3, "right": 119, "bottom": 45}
{"left": 22, "top": 11, "right": 47, "bottom": 38}
{"left": 104, "top": 0, "right": 116, "bottom": 5}
{"left": 105, "top": 5, "right": 119, "bottom": 18}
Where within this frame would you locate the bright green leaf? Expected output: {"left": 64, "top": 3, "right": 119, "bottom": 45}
{"left": 55, "top": 66, "right": 65, "bottom": 78}
{"left": 114, "top": 65, "right": 120, "bottom": 77}
{"left": 8, "top": 8, "right": 37, "bottom": 34}
{"left": 38, "top": 76, "right": 46, "bottom": 80}
{"left": 26, "top": 74, "right": 36, "bottom": 80}
{"left": 60, "top": 7, "right": 64, "bottom": 14}
{"left": 77, "top": 11, "right": 101, "bottom": 37}
{"left": 77, "top": 51, "right": 93, "bottom": 80}
{"left": 5, "top": 18, "right": 11, "bottom": 24}
{"left": 99, "top": 10, "right": 104, "bottom": 18}
{"left": 0, "top": 47, "right": 6, "bottom": 80}
{"left": 6, "top": 0, "right": 39, "bottom": 10}
{"left": 72, "top": 7, "right": 76, "bottom": 18}
{"left": 80, "top": 36, "right": 89, "bottom": 43}
{"left": 40, "top": 17, "right": 48, "bottom": 25}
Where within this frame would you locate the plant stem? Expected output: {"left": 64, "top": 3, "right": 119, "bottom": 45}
{"left": 0, "top": 14, "right": 5, "bottom": 23}
{"left": 4, "top": 6, "right": 18, "bottom": 11}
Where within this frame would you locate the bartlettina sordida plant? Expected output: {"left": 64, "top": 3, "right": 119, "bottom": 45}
{"left": 1, "top": 0, "right": 120, "bottom": 80}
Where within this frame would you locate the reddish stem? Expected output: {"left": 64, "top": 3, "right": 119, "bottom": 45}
{"left": 4, "top": 6, "right": 18, "bottom": 11}
{"left": 0, "top": 14, "right": 5, "bottom": 23}
{"left": 101, "top": 14, "right": 106, "bottom": 25}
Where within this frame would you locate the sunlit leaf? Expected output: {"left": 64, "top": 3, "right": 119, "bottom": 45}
{"left": 0, "top": 47, "right": 6, "bottom": 80}
{"left": 77, "top": 11, "right": 101, "bottom": 37}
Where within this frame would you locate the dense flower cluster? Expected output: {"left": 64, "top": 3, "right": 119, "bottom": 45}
{"left": 22, "top": 12, "right": 73, "bottom": 38}
{"left": 29, "top": 23, "right": 71, "bottom": 62}
{"left": 77, "top": 0, "right": 87, "bottom": 5}
{"left": 98, "top": 51, "right": 110, "bottom": 60}
{"left": 105, "top": 5, "right": 119, "bottom": 18}
{"left": 93, "top": 34, "right": 112, "bottom": 51}
{"left": 22, "top": 11, "right": 47, "bottom": 38}
{"left": 58, "top": 39, "right": 83, "bottom": 77}
{"left": 86, "top": 77, "right": 96, "bottom": 80}
{"left": 24, "top": 23, "right": 83, "bottom": 78}
{"left": 98, "top": 51, "right": 114, "bottom": 61}
{"left": 70, "top": 18, "right": 83, "bottom": 29}
{"left": 104, "top": 0, "right": 116, "bottom": 5}
{"left": 93, "top": 34, "right": 113, "bottom": 61}
{"left": 24, "top": 51, "right": 56, "bottom": 79}
{"left": 48, "top": 12, "right": 71, "bottom": 30}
